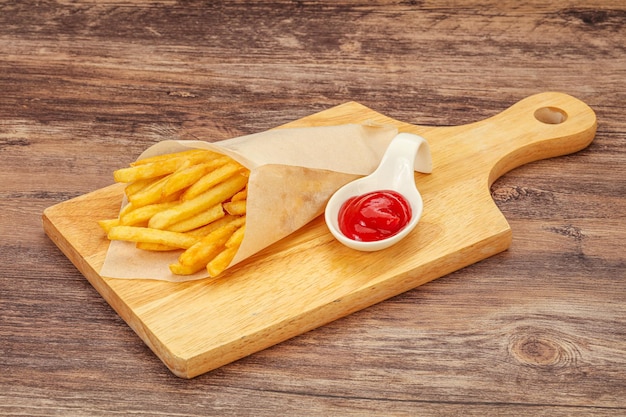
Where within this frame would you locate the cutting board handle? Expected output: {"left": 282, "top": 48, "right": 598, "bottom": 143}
{"left": 478, "top": 91, "right": 597, "bottom": 185}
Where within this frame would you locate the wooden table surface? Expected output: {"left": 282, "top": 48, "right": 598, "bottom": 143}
{"left": 2, "top": 1, "right": 624, "bottom": 415}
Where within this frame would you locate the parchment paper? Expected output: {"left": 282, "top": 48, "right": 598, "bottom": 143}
{"left": 100, "top": 123, "right": 427, "bottom": 281}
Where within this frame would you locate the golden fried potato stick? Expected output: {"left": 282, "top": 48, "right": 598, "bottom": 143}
{"left": 98, "top": 198, "right": 139, "bottom": 232}
{"left": 207, "top": 247, "right": 239, "bottom": 277}
{"left": 98, "top": 218, "right": 120, "bottom": 234}
{"left": 226, "top": 224, "right": 246, "bottom": 248}
{"left": 130, "top": 149, "right": 218, "bottom": 166}
{"left": 126, "top": 175, "right": 170, "bottom": 206}
{"left": 114, "top": 149, "right": 216, "bottom": 183}
{"left": 161, "top": 157, "right": 230, "bottom": 197}
{"left": 169, "top": 260, "right": 215, "bottom": 276}
{"left": 114, "top": 160, "right": 178, "bottom": 183}
{"left": 118, "top": 200, "right": 135, "bottom": 218}
{"left": 108, "top": 226, "right": 199, "bottom": 249}
{"left": 182, "top": 162, "right": 247, "bottom": 201}
{"left": 206, "top": 224, "right": 246, "bottom": 277}
{"left": 170, "top": 242, "right": 225, "bottom": 275}
{"left": 136, "top": 242, "right": 179, "bottom": 251}
{"left": 148, "top": 173, "right": 248, "bottom": 230}
{"left": 171, "top": 216, "right": 245, "bottom": 275}
{"left": 165, "top": 204, "right": 225, "bottom": 233}
{"left": 223, "top": 200, "right": 246, "bottom": 216}
{"left": 127, "top": 168, "right": 191, "bottom": 208}
{"left": 124, "top": 176, "right": 166, "bottom": 198}
{"left": 230, "top": 188, "right": 247, "bottom": 202}
{"left": 184, "top": 215, "right": 240, "bottom": 237}
{"left": 119, "top": 201, "right": 179, "bottom": 226}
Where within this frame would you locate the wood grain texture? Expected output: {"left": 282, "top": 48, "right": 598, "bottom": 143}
{"left": 42, "top": 92, "right": 596, "bottom": 378}
{"left": 1, "top": 0, "right": 624, "bottom": 415}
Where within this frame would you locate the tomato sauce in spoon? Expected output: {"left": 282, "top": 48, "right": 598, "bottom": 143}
{"left": 338, "top": 190, "right": 412, "bottom": 242}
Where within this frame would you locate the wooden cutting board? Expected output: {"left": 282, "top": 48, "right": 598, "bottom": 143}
{"left": 43, "top": 92, "right": 596, "bottom": 378}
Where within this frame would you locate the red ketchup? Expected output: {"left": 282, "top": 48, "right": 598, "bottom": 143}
{"left": 338, "top": 190, "right": 412, "bottom": 242}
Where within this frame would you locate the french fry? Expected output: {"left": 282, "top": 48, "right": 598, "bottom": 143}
{"left": 161, "top": 157, "right": 230, "bottom": 197}
{"left": 226, "top": 224, "right": 246, "bottom": 248}
{"left": 124, "top": 176, "right": 166, "bottom": 198}
{"left": 126, "top": 175, "right": 169, "bottom": 207}
{"left": 136, "top": 242, "right": 179, "bottom": 251}
{"left": 127, "top": 172, "right": 188, "bottom": 208}
{"left": 177, "top": 217, "right": 245, "bottom": 266}
{"left": 114, "top": 159, "right": 179, "bottom": 183}
{"left": 223, "top": 200, "right": 247, "bottom": 216}
{"left": 182, "top": 162, "right": 247, "bottom": 201}
{"left": 108, "top": 226, "right": 199, "bottom": 249}
{"left": 114, "top": 149, "right": 215, "bottom": 183}
{"left": 130, "top": 149, "right": 217, "bottom": 166}
{"left": 98, "top": 218, "right": 120, "bottom": 234}
{"left": 185, "top": 215, "right": 240, "bottom": 237}
{"left": 170, "top": 243, "right": 224, "bottom": 276}
{"left": 119, "top": 201, "right": 135, "bottom": 218}
{"left": 148, "top": 173, "right": 248, "bottom": 230}
{"left": 206, "top": 224, "right": 246, "bottom": 276}
{"left": 171, "top": 217, "right": 245, "bottom": 275}
{"left": 231, "top": 188, "right": 247, "bottom": 202}
{"left": 207, "top": 247, "right": 239, "bottom": 277}
{"left": 119, "top": 201, "right": 180, "bottom": 226}
{"left": 169, "top": 261, "right": 211, "bottom": 276}
{"left": 165, "top": 204, "right": 225, "bottom": 233}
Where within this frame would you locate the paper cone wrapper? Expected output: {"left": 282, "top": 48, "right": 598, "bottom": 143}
{"left": 101, "top": 123, "right": 408, "bottom": 281}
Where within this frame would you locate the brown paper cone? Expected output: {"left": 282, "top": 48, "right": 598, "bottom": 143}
{"left": 101, "top": 123, "right": 400, "bottom": 281}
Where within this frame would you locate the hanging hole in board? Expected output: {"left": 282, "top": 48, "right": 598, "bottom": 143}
{"left": 534, "top": 107, "right": 568, "bottom": 124}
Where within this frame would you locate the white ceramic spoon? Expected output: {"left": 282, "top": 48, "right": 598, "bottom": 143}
{"left": 324, "top": 132, "right": 432, "bottom": 251}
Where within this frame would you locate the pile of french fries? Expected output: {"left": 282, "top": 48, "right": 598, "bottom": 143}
{"left": 98, "top": 148, "right": 249, "bottom": 277}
